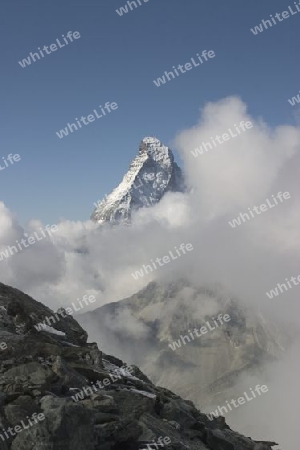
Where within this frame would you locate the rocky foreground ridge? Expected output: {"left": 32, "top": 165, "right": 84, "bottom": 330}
{"left": 0, "top": 282, "right": 277, "bottom": 449}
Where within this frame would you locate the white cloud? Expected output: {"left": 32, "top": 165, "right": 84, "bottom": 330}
{"left": 0, "top": 96, "right": 300, "bottom": 448}
{"left": 0, "top": 97, "right": 299, "bottom": 317}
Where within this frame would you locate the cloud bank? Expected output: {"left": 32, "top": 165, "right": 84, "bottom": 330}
{"left": 1, "top": 96, "right": 300, "bottom": 448}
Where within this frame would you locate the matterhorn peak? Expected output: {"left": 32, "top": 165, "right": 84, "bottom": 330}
{"left": 91, "top": 137, "right": 185, "bottom": 225}
{"left": 141, "top": 136, "right": 161, "bottom": 145}
{"left": 138, "top": 136, "right": 175, "bottom": 163}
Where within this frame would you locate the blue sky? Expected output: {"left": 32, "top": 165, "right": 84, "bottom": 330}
{"left": 1, "top": 0, "right": 299, "bottom": 225}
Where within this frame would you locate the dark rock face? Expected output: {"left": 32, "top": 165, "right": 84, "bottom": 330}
{"left": 0, "top": 282, "right": 277, "bottom": 449}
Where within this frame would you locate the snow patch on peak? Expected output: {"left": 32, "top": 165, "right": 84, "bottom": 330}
{"left": 139, "top": 137, "right": 172, "bottom": 164}
{"left": 142, "top": 136, "right": 160, "bottom": 144}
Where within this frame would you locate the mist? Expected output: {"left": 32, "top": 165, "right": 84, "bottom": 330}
{"left": 1, "top": 96, "right": 299, "bottom": 448}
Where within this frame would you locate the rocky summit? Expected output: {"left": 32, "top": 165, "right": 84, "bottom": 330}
{"left": 91, "top": 137, "right": 185, "bottom": 224}
{"left": 0, "top": 281, "right": 278, "bottom": 450}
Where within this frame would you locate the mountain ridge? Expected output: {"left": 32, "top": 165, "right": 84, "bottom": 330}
{"left": 91, "top": 137, "right": 185, "bottom": 224}
{"left": 79, "top": 279, "right": 291, "bottom": 410}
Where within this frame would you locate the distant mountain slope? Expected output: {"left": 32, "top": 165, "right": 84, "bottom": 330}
{"left": 91, "top": 137, "right": 185, "bottom": 224}
{"left": 79, "top": 279, "right": 291, "bottom": 409}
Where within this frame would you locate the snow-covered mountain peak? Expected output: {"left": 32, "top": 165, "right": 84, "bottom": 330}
{"left": 91, "top": 137, "right": 185, "bottom": 225}
{"left": 138, "top": 137, "right": 174, "bottom": 167}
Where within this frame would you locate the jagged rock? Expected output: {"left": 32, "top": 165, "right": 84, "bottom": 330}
{"left": 82, "top": 393, "right": 119, "bottom": 414}
{"left": 1, "top": 362, "right": 57, "bottom": 392}
{"left": 105, "top": 389, "right": 157, "bottom": 418}
{"left": 93, "top": 411, "right": 120, "bottom": 424}
{"left": 10, "top": 396, "right": 94, "bottom": 450}
{"left": 110, "top": 417, "right": 143, "bottom": 443}
{"left": 4, "top": 396, "right": 41, "bottom": 426}
{"left": 0, "top": 282, "right": 278, "bottom": 449}
{"left": 51, "top": 355, "right": 88, "bottom": 388}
